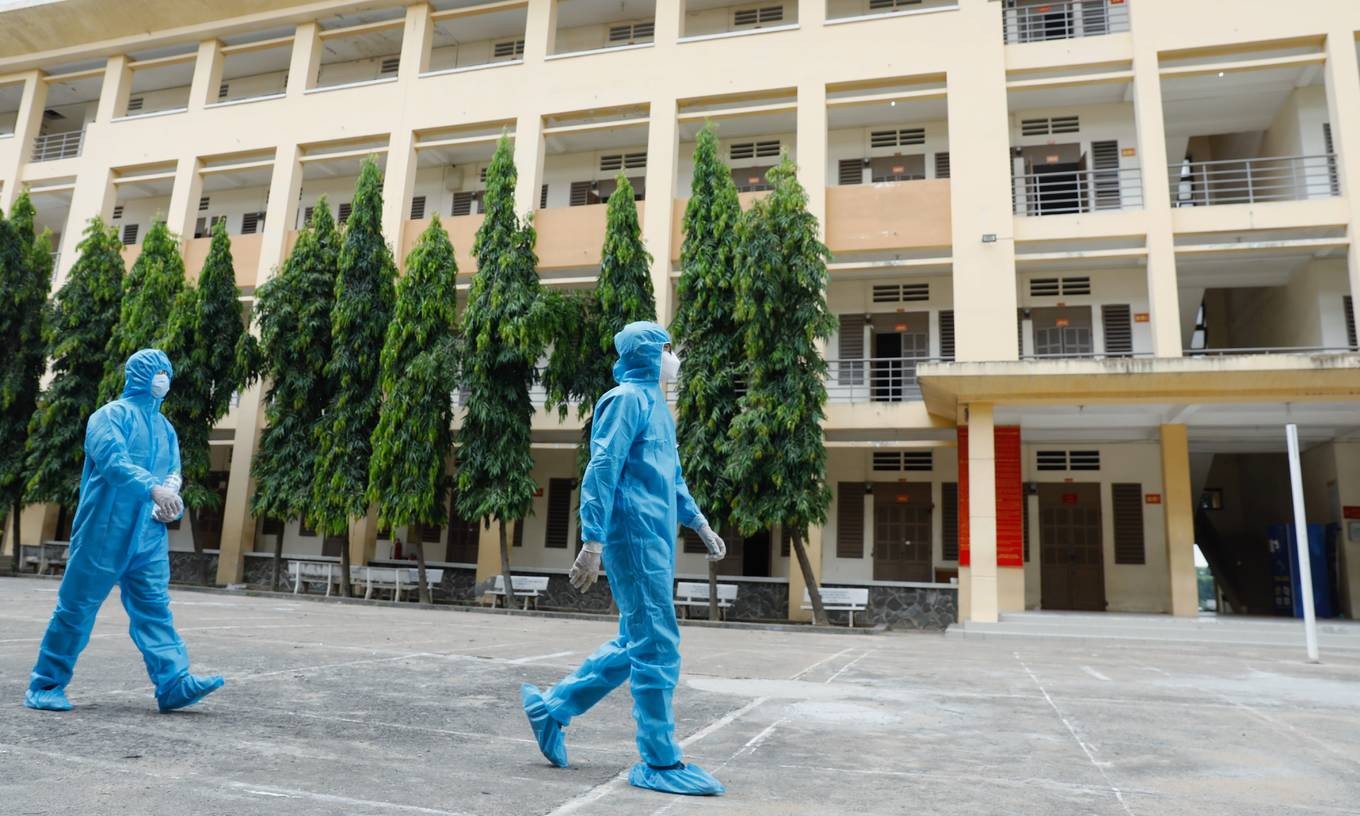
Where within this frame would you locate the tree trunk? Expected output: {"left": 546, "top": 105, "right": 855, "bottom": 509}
{"left": 498, "top": 518, "right": 514, "bottom": 611}
{"left": 414, "top": 538, "right": 431, "bottom": 604}
{"left": 270, "top": 530, "right": 283, "bottom": 592}
{"left": 791, "top": 531, "right": 827, "bottom": 626}
{"left": 9, "top": 501, "right": 20, "bottom": 574}
{"left": 338, "top": 526, "right": 353, "bottom": 598}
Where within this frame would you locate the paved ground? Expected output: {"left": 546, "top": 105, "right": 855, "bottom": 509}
{"left": 1, "top": 577, "right": 1359, "bottom": 815}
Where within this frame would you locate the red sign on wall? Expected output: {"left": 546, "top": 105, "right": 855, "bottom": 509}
{"left": 1344, "top": 506, "right": 1360, "bottom": 520}
{"left": 1146, "top": 494, "right": 1162, "bottom": 504}
{"left": 1061, "top": 493, "right": 1078, "bottom": 505}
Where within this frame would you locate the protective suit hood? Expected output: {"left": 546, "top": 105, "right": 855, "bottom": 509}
{"left": 121, "top": 349, "right": 173, "bottom": 408}
{"left": 612, "top": 321, "right": 668, "bottom": 385}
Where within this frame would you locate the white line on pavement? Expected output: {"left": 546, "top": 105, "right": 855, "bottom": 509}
{"left": 1082, "top": 665, "right": 1112, "bottom": 682}
{"left": 507, "top": 650, "right": 576, "bottom": 664}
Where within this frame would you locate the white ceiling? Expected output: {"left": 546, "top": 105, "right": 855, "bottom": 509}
{"left": 201, "top": 166, "right": 274, "bottom": 192}
{"left": 320, "top": 28, "right": 404, "bottom": 63}
{"left": 1009, "top": 80, "right": 1131, "bottom": 112}
{"left": 1161, "top": 64, "right": 1321, "bottom": 139}
{"left": 679, "top": 110, "right": 794, "bottom": 141}
{"left": 432, "top": 10, "right": 526, "bottom": 46}
{"left": 545, "top": 123, "right": 648, "bottom": 154}
{"left": 828, "top": 99, "right": 948, "bottom": 130}
{"left": 555, "top": 0, "right": 655, "bottom": 29}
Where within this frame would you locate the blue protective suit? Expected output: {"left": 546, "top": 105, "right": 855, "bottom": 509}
{"left": 26, "top": 349, "right": 222, "bottom": 712}
{"left": 522, "top": 322, "right": 724, "bottom": 796}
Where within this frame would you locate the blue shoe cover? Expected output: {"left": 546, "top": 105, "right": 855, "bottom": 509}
{"left": 628, "top": 762, "right": 725, "bottom": 796}
{"left": 157, "top": 674, "right": 224, "bottom": 712}
{"left": 521, "top": 684, "right": 568, "bottom": 767}
{"left": 25, "top": 688, "right": 73, "bottom": 711}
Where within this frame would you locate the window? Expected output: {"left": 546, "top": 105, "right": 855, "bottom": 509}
{"left": 241, "top": 211, "right": 265, "bottom": 235}
{"left": 544, "top": 478, "right": 575, "bottom": 549}
{"left": 939, "top": 310, "right": 955, "bottom": 361}
{"left": 410, "top": 195, "right": 426, "bottom": 220}
{"left": 445, "top": 494, "right": 480, "bottom": 563}
{"left": 1036, "top": 450, "right": 1100, "bottom": 471}
{"left": 1101, "top": 304, "right": 1133, "bottom": 356}
{"left": 337, "top": 202, "right": 352, "bottom": 224}
{"left": 836, "top": 483, "right": 865, "bottom": 558}
{"left": 1345, "top": 296, "right": 1356, "bottom": 350}
{"left": 682, "top": 527, "right": 705, "bottom": 554}
{"left": 198, "top": 196, "right": 210, "bottom": 212}
{"left": 1020, "top": 115, "right": 1079, "bottom": 136}
{"left": 870, "top": 128, "right": 925, "bottom": 149}
{"left": 1112, "top": 483, "right": 1145, "bottom": 565}
{"left": 451, "top": 191, "right": 481, "bottom": 216}
{"left": 934, "top": 152, "right": 950, "bottom": 179}
{"left": 126, "top": 96, "right": 144, "bottom": 113}
{"left": 112, "top": 205, "right": 124, "bottom": 220}
{"left": 730, "top": 140, "right": 781, "bottom": 161}
{"left": 731, "top": 166, "right": 774, "bottom": 192}
{"left": 608, "top": 22, "right": 655, "bottom": 44}
{"left": 379, "top": 56, "right": 400, "bottom": 77}
{"left": 871, "top": 282, "right": 929, "bottom": 303}
{"left": 869, "top": 0, "right": 922, "bottom": 9}
{"left": 493, "top": 39, "right": 525, "bottom": 59}
{"left": 193, "top": 214, "right": 226, "bottom": 239}
{"left": 121, "top": 224, "right": 139, "bottom": 245}
{"left": 217, "top": 82, "right": 229, "bottom": 100}
{"left": 410, "top": 521, "right": 443, "bottom": 544}
{"left": 540, "top": 184, "right": 549, "bottom": 209}
{"left": 261, "top": 517, "right": 285, "bottom": 537}
{"left": 838, "top": 158, "right": 863, "bottom": 186}
{"left": 872, "top": 451, "right": 933, "bottom": 471}
{"left": 733, "top": 6, "right": 783, "bottom": 27}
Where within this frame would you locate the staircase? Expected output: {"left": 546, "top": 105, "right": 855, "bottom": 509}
{"left": 948, "top": 610, "right": 1360, "bottom": 650}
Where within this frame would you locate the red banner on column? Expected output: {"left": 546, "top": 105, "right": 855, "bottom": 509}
{"left": 956, "top": 425, "right": 1023, "bottom": 568}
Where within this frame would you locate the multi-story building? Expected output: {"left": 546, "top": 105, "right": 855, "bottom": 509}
{"left": 3, "top": 0, "right": 1359, "bottom": 626}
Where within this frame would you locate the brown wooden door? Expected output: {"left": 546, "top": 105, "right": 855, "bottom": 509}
{"left": 1038, "top": 483, "right": 1105, "bottom": 611}
{"left": 873, "top": 488, "right": 932, "bottom": 582}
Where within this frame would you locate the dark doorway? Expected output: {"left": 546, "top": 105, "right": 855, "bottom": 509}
{"left": 873, "top": 487, "right": 932, "bottom": 582}
{"left": 870, "top": 313, "right": 928, "bottom": 402}
{"left": 1032, "top": 162, "right": 1083, "bottom": 214}
{"left": 1039, "top": 483, "right": 1105, "bottom": 611}
{"left": 742, "top": 530, "right": 772, "bottom": 577}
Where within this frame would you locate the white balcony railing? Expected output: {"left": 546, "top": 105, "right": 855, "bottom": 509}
{"left": 827, "top": 357, "right": 938, "bottom": 403}
{"left": 31, "top": 130, "right": 84, "bottom": 162}
{"left": 1013, "top": 166, "right": 1143, "bottom": 216}
{"left": 1002, "top": 0, "right": 1130, "bottom": 44}
{"left": 1170, "top": 154, "right": 1340, "bottom": 207}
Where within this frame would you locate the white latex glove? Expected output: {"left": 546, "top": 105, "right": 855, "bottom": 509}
{"left": 697, "top": 524, "right": 726, "bottom": 562}
{"left": 569, "top": 541, "right": 603, "bottom": 591}
{"left": 163, "top": 474, "right": 183, "bottom": 493}
{"left": 151, "top": 485, "right": 181, "bottom": 520}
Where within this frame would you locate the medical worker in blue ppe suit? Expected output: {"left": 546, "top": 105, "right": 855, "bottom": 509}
{"left": 25, "top": 349, "right": 225, "bottom": 713}
{"left": 521, "top": 322, "right": 728, "bottom": 796}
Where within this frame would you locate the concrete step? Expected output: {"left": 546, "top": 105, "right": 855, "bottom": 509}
{"left": 947, "top": 613, "right": 1360, "bottom": 650}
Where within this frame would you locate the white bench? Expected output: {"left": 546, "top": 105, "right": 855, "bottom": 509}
{"left": 802, "top": 587, "right": 870, "bottom": 628}
{"left": 488, "top": 574, "right": 551, "bottom": 609}
{"left": 673, "top": 581, "right": 738, "bottom": 620}
{"left": 353, "top": 566, "right": 445, "bottom": 602}
{"left": 289, "top": 561, "right": 342, "bottom": 596}
{"left": 25, "top": 541, "right": 69, "bottom": 576}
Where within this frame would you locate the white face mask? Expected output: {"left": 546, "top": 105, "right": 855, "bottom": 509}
{"left": 660, "top": 351, "right": 681, "bottom": 382}
{"left": 151, "top": 372, "right": 170, "bottom": 399}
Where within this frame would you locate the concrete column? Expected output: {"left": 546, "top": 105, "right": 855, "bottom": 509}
{"left": 0, "top": 71, "right": 45, "bottom": 211}
{"left": 287, "top": 23, "right": 321, "bottom": 96}
{"left": 523, "top": 0, "right": 557, "bottom": 62}
{"left": 51, "top": 167, "right": 115, "bottom": 290}
{"left": 786, "top": 525, "right": 824, "bottom": 622}
{"left": 163, "top": 155, "right": 203, "bottom": 242}
{"left": 1160, "top": 423, "right": 1197, "bottom": 617}
{"left": 95, "top": 55, "right": 132, "bottom": 122}
{"left": 643, "top": 96, "right": 679, "bottom": 321}
{"left": 967, "top": 403, "right": 998, "bottom": 623}
{"left": 947, "top": 0, "right": 1016, "bottom": 362}
{"left": 2, "top": 504, "right": 59, "bottom": 559}
{"left": 349, "top": 507, "right": 380, "bottom": 569}
{"left": 512, "top": 110, "right": 545, "bottom": 217}
{"left": 653, "top": 0, "right": 683, "bottom": 46}
{"left": 400, "top": 2, "right": 435, "bottom": 78}
{"left": 215, "top": 143, "right": 304, "bottom": 585}
{"left": 796, "top": 80, "right": 828, "bottom": 232}
{"left": 797, "top": 0, "right": 826, "bottom": 29}
{"left": 474, "top": 521, "right": 505, "bottom": 600}
{"left": 1323, "top": 30, "right": 1360, "bottom": 320}
{"left": 383, "top": 129, "right": 417, "bottom": 261}
{"left": 1128, "top": 3, "right": 1181, "bottom": 358}
{"left": 188, "top": 39, "right": 224, "bottom": 112}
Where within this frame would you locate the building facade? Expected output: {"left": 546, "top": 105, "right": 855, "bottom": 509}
{"left": 3, "top": 0, "right": 1359, "bottom": 625}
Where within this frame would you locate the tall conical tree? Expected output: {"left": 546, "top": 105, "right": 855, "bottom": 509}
{"left": 25, "top": 219, "right": 125, "bottom": 514}
{"left": 99, "top": 219, "right": 184, "bottom": 402}
{"left": 251, "top": 200, "right": 339, "bottom": 591}
{"left": 311, "top": 158, "right": 397, "bottom": 597}
{"left": 543, "top": 174, "right": 656, "bottom": 474}
{"left": 162, "top": 219, "right": 247, "bottom": 557}
{"left": 456, "top": 135, "right": 547, "bottom": 607}
{"left": 368, "top": 217, "right": 460, "bottom": 604}
{"left": 1, "top": 192, "right": 54, "bottom": 570}
{"left": 672, "top": 123, "right": 745, "bottom": 619}
{"left": 725, "top": 157, "right": 836, "bottom": 625}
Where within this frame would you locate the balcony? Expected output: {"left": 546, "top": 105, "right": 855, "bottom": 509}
{"left": 1012, "top": 165, "right": 1143, "bottom": 216}
{"left": 1170, "top": 154, "right": 1338, "bottom": 208}
{"left": 183, "top": 232, "right": 264, "bottom": 288}
{"left": 1001, "top": 0, "right": 1129, "bottom": 45}
{"left": 826, "top": 180, "right": 951, "bottom": 253}
{"left": 827, "top": 357, "right": 936, "bottom": 403}
{"left": 31, "top": 130, "right": 84, "bottom": 162}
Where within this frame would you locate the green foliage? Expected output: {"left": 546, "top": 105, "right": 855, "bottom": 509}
{"left": 100, "top": 219, "right": 184, "bottom": 401}
{"left": 368, "top": 217, "right": 460, "bottom": 529}
{"left": 0, "top": 193, "right": 55, "bottom": 510}
{"left": 455, "top": 135, "right": 546, "bottom": 528}
{"left": 162, "top": 219, "right": 247, "bottom": 513}
{"left": 672, "top": 123, "right": 745, "bottom": 530}
{"left": 542, "top": 174, "right": 656, "bottom": 472}
{"left": 25, "top": 219, "right": 124, "bottom": 507}
{"left": 250, "top": 201, "right": 339, "bottom": 523}
{"left": 310, "top": 158, "right": 398, "bottom": 534}
{"left": 725, "top": 157, "right": 836, "bottom": 540}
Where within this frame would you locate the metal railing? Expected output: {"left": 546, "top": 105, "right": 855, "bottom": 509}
{"left": 1170, "top": 154, "right": 1339, "bottom": 207}
{"left": 1002, "top": 0, "right": 1130, "bottom": 45}
{"left": 827, "top": 357, "right": 938, "bottom": 403}
{"left": 31, "top": 130, "right": 84, "bottom": 162}
{"left": 1013, "top": 166, "right": 1143, "bottom": 216}
{"left": 1187, "top": 346, "right": 1356, "bottom": 357}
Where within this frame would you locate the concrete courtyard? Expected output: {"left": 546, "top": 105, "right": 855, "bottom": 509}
{"left": 1, "top": 576, "right": 1358, "bottom": 816}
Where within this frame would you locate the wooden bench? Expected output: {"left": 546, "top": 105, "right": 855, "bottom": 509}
{"left": 488, "top": 574, "right": 551, "bottom": 609}
{"left": 288, "top": 561, "right": 342, "bottom": 596}
{"left": 673, "top": 581, "right": 739, "bottom": 620}
{"left": 353, "top": 566, "right": 445, "bottom": 602}
{"left": 802, "top": 586, "right": 870, "bottom": 628}
{"left": 25, "top": 541, "right": 69, "bottom": 576}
